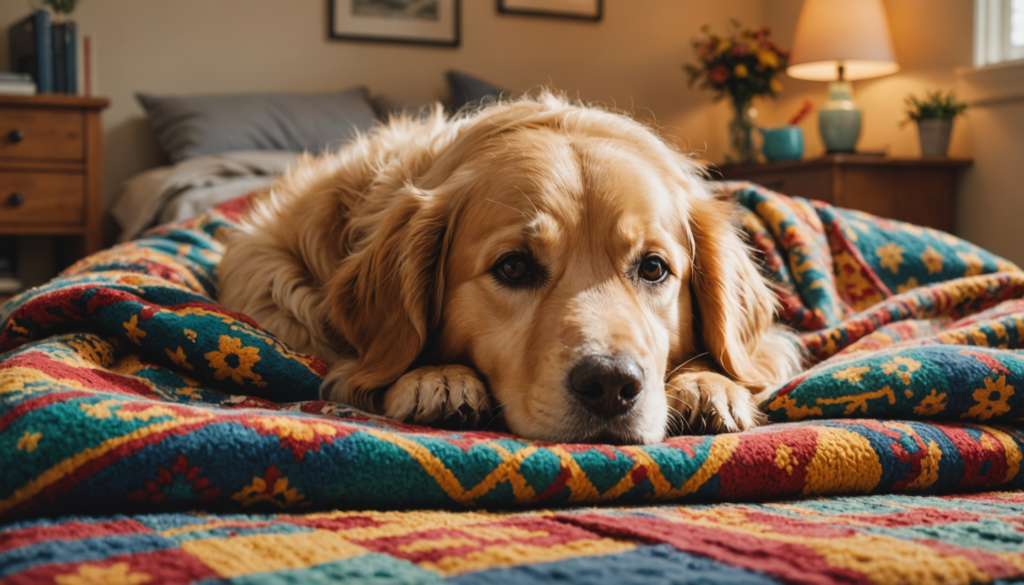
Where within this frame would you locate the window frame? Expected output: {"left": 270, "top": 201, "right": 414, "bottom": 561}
{"left": 976, "top": 0, "right": 1024, "bottom": 66}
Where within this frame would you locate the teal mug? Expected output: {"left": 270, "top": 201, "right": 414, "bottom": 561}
{"left": 759, "top": 125, "right": 804, "bottom": 162}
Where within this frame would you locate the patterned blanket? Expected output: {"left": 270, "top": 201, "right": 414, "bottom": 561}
{"left": 5, "top": 492, "right": 1024, "bottom": 584}
{"left": 3, "top": 182, "right": 1024, "bottom": 583}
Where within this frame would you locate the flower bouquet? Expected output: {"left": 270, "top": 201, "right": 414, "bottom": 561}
{"left": 684, "top": 20, "right": 789, "bottom": 164}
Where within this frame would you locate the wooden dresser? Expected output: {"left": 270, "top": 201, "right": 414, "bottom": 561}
{"left": 0, "top": 94, "right": 109, "bottom": 260}
{"left": 718, "top": 155, "right": 973, "bottom": 233}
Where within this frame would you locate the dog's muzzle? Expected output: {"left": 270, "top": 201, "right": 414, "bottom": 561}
{"left": 568, "top": 354, "right": 644, "bottom": 419}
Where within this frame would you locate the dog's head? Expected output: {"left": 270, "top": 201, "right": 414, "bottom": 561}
{"left": 332, "top": 94, "right": 785, "bottom": 443}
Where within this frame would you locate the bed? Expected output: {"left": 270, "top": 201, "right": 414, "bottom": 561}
{"left": 3, "top": 176, "right": 1024, "bottom": 583}
{"left": 4, "top": 81, "right": 1024, "bottom": 583}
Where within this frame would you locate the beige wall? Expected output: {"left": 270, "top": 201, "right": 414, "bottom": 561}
{"left": 2, "top": 0, "right": 1020, "bottom": 264}
{"left": 0, "top": 0, "right": 760, "bottom": 208}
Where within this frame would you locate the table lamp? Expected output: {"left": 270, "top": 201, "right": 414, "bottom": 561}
{"left": 786, "top": 0, "right": 899, "bottom": 153}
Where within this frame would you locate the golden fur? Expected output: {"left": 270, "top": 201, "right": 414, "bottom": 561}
{"left": 217, "top": 93, "right": 802, "bottom": 444}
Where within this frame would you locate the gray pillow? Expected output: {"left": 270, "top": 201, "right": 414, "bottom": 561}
{"left": 371, "top": 94, "right": 438, "bottom": 119}
{"left": 137, "top": 87, "right": 378, "bottom": 163}
{"left": 446, "top": 71, "right": 505, "bottom": 112}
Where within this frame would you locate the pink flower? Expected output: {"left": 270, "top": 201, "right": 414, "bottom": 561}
{"left": 731, "top": 43, "right": 748, "bottom": 57}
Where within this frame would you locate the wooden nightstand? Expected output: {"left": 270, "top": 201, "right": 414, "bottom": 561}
{"left": 717, "top": 155, "right": 973, "bottom": 233}
{"left": 0, "top": 94, "right": 109, "bottom": 263}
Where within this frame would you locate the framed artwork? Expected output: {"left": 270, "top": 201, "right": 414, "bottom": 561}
{"left": 328, "top": 0, "right": 461, "bottom": 46}
{"left": 497, "top": 0, "right": 602, "bottom": 21}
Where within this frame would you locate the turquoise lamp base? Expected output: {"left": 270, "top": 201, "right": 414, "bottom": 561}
{"left": 819, "top": 81, "right": 862, "bottom": 153}
{"left": 819, "top": 108, "right": 862, "bottom": 153}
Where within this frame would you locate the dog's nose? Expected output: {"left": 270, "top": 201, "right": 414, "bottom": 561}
{"left": 569, "top": 355, "right": 644, "bottom": 418}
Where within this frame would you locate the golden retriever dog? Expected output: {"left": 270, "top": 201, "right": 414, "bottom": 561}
{"left": 217, "top": 93, "right": 802, "bottom": 444}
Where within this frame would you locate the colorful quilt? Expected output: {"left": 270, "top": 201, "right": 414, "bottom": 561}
{"left": 2, "top": 182, "right": 1024, "bottom": 583}
{"left": 5, "top": 492, "right": 1024, "bottom": 584}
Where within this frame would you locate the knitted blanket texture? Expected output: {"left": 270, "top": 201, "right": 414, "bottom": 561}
{"left": 2, "top": 182, "right": 1024, "bottom": 584}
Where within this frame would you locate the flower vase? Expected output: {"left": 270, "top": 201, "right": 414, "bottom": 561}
{"left": 727, "top": 96, "right": 757, "bottom": 165}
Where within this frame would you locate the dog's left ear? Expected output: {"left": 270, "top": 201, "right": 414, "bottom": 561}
{"left": 328, "top": 186, "right": 450, "bottom": 410}
{"left": 688, "top": 197, "right": 781, "bottom": 390}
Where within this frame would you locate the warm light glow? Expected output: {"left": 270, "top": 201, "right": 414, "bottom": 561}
{"left": 787, "top": 60, "right": 900, "bottom": 82}
{"left": 787, "top": 0, "right": 899, "bottom": 81}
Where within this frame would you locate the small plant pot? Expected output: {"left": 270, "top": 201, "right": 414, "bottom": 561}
{"left": 917, "top": 119, "right": 953, "bottom": 157}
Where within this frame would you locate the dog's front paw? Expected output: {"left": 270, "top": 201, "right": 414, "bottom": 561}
{"left": 666, "top": 371, "right": 764, "bottom": 435}
{"left": 383, "top": 365, "right": 491, "bottom": 427}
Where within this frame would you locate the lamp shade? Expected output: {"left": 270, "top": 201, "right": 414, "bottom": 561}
{"left": 786, "top": 0, "right": 899, "bottom": 81}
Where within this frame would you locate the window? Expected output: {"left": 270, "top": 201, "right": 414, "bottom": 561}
{"left": 975, "top": 0, "right": 1024, "bottom": 66}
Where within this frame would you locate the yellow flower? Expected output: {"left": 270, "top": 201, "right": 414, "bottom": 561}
{"left": 17, "top": 431, "right": 42, "bottom": 452}
{"left": 920, "top": 246, "right": 944, "bottom": 274}
{"left": 80, "top": 399, "right": 123, "bottom": 419}
{"left": 204, "top": 335, "right": 263, "bottom": 385}
{"left": 956, "top": 251, "right": 985, "bottom": 277}
{"left": 734, "top": 64, "right": 749, "bottom": 78}
{"left": 770, "top": 78, "right": 782, "bottom": 93}
{"left": 897, "top": 277, "right": 919, "bottom": 294}
{"left": 716, "top": 38, "right": 732, "bottom": 54}
{"left": 876, "top": 242, "right": 905, "bottom": 274}
{"left": 881, "top": 356, "right": 922, "bottom": 385}
{"left": 164, "top": 347, "right": 194, "bottom": 370}
{"left": 55, "top": 562, "right": 151, "bottom": 585}
{"left": 965, "top": 375, "right": 1015, "bottom": 421}
{"left": 758, "top": 49, "right": 780, "bottom": 68}
{"left": 833, "top": 365, "right": 871, "bottom": 383}
{"left": 913, "top": 389, "right": 947, "bottom": 416}
{"left": 232, "top": 471, "right": 306, "bottom": 508}
{"left": 253, "top": 417, "right": 338, "bottom": 442}
{"left": 123, "top": 314, "right": 147, "bottom": 344}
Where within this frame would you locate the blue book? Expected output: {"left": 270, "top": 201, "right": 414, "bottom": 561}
{"left": 53, "top": 23, "right": 66, "bottom": 93}
{"left": 8, "top": 10, "right": 53, "bottom": 93}
{"left": 64, "top": 21, "right": 77, "bottom": 94}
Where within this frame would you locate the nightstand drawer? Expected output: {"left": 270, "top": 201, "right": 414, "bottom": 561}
{"left": 0, "top": 108, "right": 84, "bottom": 162}
{"left": 0, "top": 171, "right": 84, "bottom": 225}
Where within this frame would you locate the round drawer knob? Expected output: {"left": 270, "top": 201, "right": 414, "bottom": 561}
{"left": 7, "top": 129, "right": 23, "bottom": 143}
{"left": 7, "top": 193, "right": 25, "bottom": 208}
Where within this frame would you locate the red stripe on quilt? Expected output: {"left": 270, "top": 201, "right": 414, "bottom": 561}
{"left": 714, "top": 428, "right": 818, "bottom": 500}
{"left": 6, "top": 549, "right": 218, "bottom": 584}
{"left": 916, "top": 538, "right": 1020, "bottom": 579}
{"left": 559, "top": 512, "right": 868, "bottom": 585}
{"left": 0, "top": 351, "right": 159, "bottom": 397}
{"left": 0, "top": 390, "right": 93, "bottom": 434}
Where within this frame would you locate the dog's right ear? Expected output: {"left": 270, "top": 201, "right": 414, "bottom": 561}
{"left": 327, "top": 186, "right": 450, "bottom": 410}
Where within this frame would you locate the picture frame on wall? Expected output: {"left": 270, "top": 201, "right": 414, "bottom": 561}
{"left": 328, "top": 0, "right": 461, "bottom": 46}
{"left": 497, "top": 0, "right": 602, "bottom": 21}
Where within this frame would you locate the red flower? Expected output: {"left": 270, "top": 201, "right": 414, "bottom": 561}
{"left": 710, "top": 65, "right": 729, "bottom": 84}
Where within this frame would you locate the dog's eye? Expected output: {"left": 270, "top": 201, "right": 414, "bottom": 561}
{"left": 497, "top": 254, "right": 532, "bottom": 282}
{"left": 639, "top": 256, "right": 668, "bottom": 282}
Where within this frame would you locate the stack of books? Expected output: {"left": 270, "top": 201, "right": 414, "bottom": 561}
{"left": 0, "top": 72, "right": 35, "bottom": 95}
{"left": 8, "top": 9, "right": 94, "bottom": 96}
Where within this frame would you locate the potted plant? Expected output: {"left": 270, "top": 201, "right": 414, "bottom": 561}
{"left": 904, "top": 91, "right": 967, "bottom": 157}
{"left": 42, "top": 0, "right": 77, "bottom": 13}
{"left": 684, "top": 21, "right": 788, "bottom": 164}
